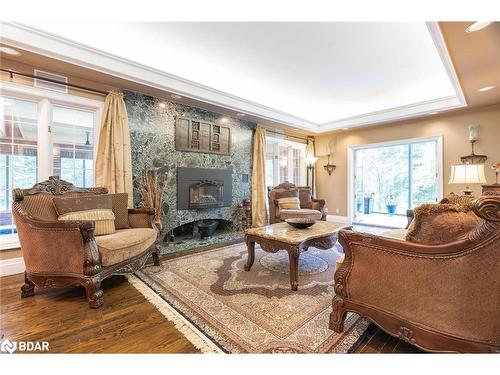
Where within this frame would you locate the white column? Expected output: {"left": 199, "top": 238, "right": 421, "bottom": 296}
{"left": 37, "top": 98, "right": 52, "bottom": 181}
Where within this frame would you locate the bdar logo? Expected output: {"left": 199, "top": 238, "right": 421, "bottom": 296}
{"left": 1, "top": 338, "right": 17, "bottom": 354}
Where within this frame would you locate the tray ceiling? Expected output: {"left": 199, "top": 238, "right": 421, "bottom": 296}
{"left": 0, "top": 22, "right": 466, "bottom": 132}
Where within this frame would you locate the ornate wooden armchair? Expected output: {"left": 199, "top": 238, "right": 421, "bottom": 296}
{"left": 268, "top": 182, "right": 326, "bottom": 224}
{"left": 330, "top": 193, "right": 500, "bottom": 353}
{"left": 12, "top": 177, "right": 161, "bottom": 308}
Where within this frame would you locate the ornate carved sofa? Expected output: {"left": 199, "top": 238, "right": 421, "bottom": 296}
{"left": 268, "top": 182, "right": 326, "bottom": 224}
{"left": 330, "top": 192, "right": 500, "bottom": 353}
{"left": 12, "top": 176, "right": 161, "bottom": 308}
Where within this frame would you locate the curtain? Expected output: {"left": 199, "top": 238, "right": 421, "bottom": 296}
{"left": 306, "top": 137, "right": 317, "bottom": 195}
{"left": 251, "top": 126, "right": 268, "bottom": 227}
{"left": 95, "top": 91, "right": 134, "bottom": 207}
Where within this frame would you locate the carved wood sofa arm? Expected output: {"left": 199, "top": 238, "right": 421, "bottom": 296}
{"left": 311, "top": 198, "right": 326, "bottom": 219}
{"left": 13, "top": 214, "right": 97, "bottom": 276}
{"left": 312, "top": 197, "right": 326, "bottom": 206}
{"left": 128, "top": 208, "right": 159, "bottom": 230}
{"left": 128, "top": 208, "right": 156, "bottom": 215}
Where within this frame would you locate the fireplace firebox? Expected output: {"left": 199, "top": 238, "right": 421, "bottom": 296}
{"left": 177, "top": 167, "right": 232, "bottom": 210}
{"left": 189, "top": 180, "right": 224, "bottom": 209}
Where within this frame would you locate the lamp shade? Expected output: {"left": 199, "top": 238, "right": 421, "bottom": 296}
{"left": 449, "top": 164, "right": 487, "bottom": 184}
{"left": 304, "top": 156, "right": 318, "bottom": 165}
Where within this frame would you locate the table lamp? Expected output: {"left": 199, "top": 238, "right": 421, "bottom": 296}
{"left": 449, "top": 164, "right": 487, "bottom": 195}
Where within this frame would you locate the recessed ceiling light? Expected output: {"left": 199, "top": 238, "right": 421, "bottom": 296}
{"left": 341, "top": 128, "right": 349, "bottom": 131}
{"left": 429, "top": 112, "right": 438, "bottom": 115}
{"left": 0, "top": 46, "right": 20, "bottom": 56}
{"left": 478, "top": 86, "right": 495, "bottom": 92}
{"left": 171, "top": 94, "right": 182, "bottom": 99}
{"left": 465, "top": 22, "right": 493, "bottom": 33}
{"left": 292, "top": 128, "right": 300, "bottom": 131}
{"left": 220, "top": 117, "right": 229, "bottom": 123}
{"left": 158, "top": 102, "right": 166, "bottom": 108}
{"left": 236, "top": 113, "right": 246, "bottom": 117}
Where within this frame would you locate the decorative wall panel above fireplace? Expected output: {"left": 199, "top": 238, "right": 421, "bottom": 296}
{"left": 176, "top": 117, "right": 231, "bottom": 155}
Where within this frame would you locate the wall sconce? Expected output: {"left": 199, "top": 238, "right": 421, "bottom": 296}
{"left": 323, "top": 154, "right": 336, "bottom": 176}
{"left": 461, "top": 125, "right": 487, "bottom": 164}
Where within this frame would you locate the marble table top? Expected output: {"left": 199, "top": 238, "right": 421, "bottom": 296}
{"left": 245, "top": 221, "right": 345, "bottom": 245}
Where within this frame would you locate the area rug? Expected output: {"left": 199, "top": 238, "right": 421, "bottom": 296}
{"left": 129, "top": 242, "right": 370, "bottom": 353}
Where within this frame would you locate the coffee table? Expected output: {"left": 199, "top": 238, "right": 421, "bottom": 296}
{"left": 244, "top": 221, "right": 344, "bottom": 291}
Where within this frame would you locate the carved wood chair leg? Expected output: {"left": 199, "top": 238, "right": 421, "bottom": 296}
{"left": 84, "top": 278, "right": 104, "bottom": 309}
{"left": 329, "top": 296, "right": 347, "bottom": 332}
{"left": 20, "top": 271, "right": 35, "bottom": 298}
{"left": 152, "top": 246, "right": 161, "bottom": 266}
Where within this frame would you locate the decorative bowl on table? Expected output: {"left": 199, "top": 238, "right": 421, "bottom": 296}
{"left": 285, "top": 218, "right": 316, "bottom": 229}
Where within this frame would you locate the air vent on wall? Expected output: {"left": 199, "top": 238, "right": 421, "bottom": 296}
{"left": 34, "top": 69, "right": 68, "bottom": 93}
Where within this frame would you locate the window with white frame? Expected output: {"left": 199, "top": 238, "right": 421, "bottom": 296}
{"left": 265, "top": 135, "right": 307, "bottom": 189}
{"left": 0, "top": 82, "right": 102, "bottom": 245}
{"left": 52, "top": 106, "right": 95, "bottom": 188}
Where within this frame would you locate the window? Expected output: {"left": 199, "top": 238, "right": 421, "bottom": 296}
{"left": 52, "top": 106, "right": 94, "bottom": 187}
{"left": 0, "top": 82, "right": 103, "bottom": 247}
{"left": 265, "top": 135, "right": 306, "bottom": 189}
{"left": 350, "top": 137, "right": 442, "bottom": 228}
{"left": 0, "top": 98, "right": 38, "bottom": 236}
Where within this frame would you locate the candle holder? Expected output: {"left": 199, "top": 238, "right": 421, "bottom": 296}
{"left": 492, "top": 162, "right": 500, "bottom": 185}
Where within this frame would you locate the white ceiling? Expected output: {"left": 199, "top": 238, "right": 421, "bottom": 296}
{"left": 1, "top": 22, "right": 465, "bottom": 132}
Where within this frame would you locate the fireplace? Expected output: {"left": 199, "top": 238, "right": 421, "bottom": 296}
{"left": 189, "top": 180, "right": 224, "bottom": 209}
{"left": 177, "top": 167, "right": 232, "bottom": 210}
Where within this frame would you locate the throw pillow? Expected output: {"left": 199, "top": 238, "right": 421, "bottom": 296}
{"left": 278, "top": 197, "right": 301, "bottom": 210}
{"left": 53, "top": 195, "right": 115, "bottom": 236}
{"left": 298, "top": 187, "right": 313, "bottom": 209}
{"left": 52, "top": 194, "right": 113, "bottom": 215}
{"left": 58, "top": 209, "right": 116, "bottom": 236}
{"left": 405, "top": 203, "right": 480, "bottom": 245}
{"left": 276, "top": 189, "right": 299, "bottom": 200}
{"left": 110, "top": 193, "right": 130, "bottom": 229}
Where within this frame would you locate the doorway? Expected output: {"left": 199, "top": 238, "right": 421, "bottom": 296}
{"left": 349, "top": 136, "right": 443, "bottom": 228}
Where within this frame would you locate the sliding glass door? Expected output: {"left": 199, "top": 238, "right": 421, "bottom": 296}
{"left": 352, "top": 137, "right": 441, "bottom": 228}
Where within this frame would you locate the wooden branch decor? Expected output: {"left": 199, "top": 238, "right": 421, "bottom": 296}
{"left": 139, "top": 170, "right": 166, "bottom": 232}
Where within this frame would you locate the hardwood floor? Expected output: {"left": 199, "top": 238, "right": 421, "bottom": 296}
{"left": 0, "top": 270, "right": 422, "bottom": 354}
{"left": 354, "top": 323, "right": 423, "bottom": 353}
{"left": 0, "top": 273, "right": 198, "bottom": 353}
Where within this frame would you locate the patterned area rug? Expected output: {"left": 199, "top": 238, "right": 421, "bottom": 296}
{"left": 130, "top": 242, "right": 369, "bottom": 353}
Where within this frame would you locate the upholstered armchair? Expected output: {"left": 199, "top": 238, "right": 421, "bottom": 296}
{"left": 329, "top": 193, "right": 500, "bottom": 353}
{"left": 268, "top": 182, "right": 326, "bottom": 224}
{"left": 405, "top": 192, "right": 476, "bottom": 229}
{"left": 13, "top": 176, "right": 161, "bottom": 308}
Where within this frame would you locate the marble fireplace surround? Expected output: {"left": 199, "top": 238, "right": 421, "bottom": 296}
{"left": 125, "top": 90, "right": 256, "bottom": 234}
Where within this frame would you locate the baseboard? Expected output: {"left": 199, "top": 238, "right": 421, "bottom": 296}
{"left": 326, "top": 214, "right": 351, "bottom": 224}
{"left": 0, "top": 257, "right": 25, "bottom": 277}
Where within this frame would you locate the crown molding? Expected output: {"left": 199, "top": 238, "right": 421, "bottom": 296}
{"left": 0, "top": 22, "right": 466, "bottom": 134}
{"left": 320, "top": 95, "right": 465, "bottom": 131}
{"left": 0, "top": 22, "right": 320, "bottom": 132}
{"left": 319, "top": 22, "right": 467, "bottom": 131}
{"left": 425, "top": 22, "right": 467, "bottom": 107}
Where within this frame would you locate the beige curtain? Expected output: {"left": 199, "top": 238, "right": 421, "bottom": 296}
{"left": 95, "top": 91, "right": 134, "bottom": 207}
{"left": 251, "top": 126, "right": 268, "bottom": 227}
{"left": 306, "top": 137, "right": 317, "bottom": 195}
